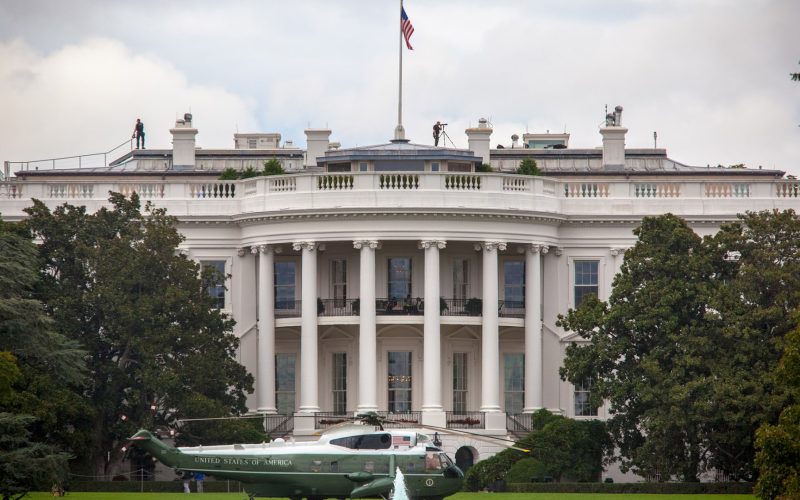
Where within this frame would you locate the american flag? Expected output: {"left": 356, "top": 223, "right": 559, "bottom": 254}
{"left": 392, "top": 435, "right": 411, "bottom": 447}
{"left": 401, "top": 7, "right": 414, "bottom": 50}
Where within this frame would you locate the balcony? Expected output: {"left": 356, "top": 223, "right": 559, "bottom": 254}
{"left": 446, "top": 411, "right": 485, "bottom": 429}
{"left": 277, "top": 298, "right": 525, "bottom": 319}
{"left": 2, "top": 173, "right": 797, "bottom": 220}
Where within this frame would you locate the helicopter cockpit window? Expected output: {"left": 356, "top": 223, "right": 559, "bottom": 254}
{"left": 425, "top": 451, "right": 443, "bottom": 471}
{"left": 330, "top": 433, "right": 392, "bottom": 450}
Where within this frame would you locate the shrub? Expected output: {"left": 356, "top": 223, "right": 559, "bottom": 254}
{"left": 218, "top": 168, "right": 239, "bottom": 180}
{"left": 263, "top": 158, "right": 285, "bottom": 176}
{"left": 476, "top": 163, "right": 493, "bottom": 172}
{"left": 506, "top": 458, "right": 550, "bottom": 483}
{"left": 239, "top": 166, "right": 260, "bottom": 179}
{"left": 516, "top": 158, "right": 541, "bottom": 176}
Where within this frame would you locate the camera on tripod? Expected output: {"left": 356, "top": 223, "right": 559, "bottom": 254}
{"left": 433, "top": 120, "right": 448, "bottom": 147}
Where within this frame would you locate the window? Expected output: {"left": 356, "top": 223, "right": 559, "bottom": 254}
{"left": 201, "top": 260, "right": 226, "bottom": 309}
{"left": 574, "top": 378, "right": 597, "bottom": 416}
{"left": 452, "top": 259, "right": 469, "bottom": 301}
{"left": 388, "top": 351, "right": 412, "bottom": 412}
{"left": 275, "top": 353, "right": 296, "bottom": 415}
{"left": 274, "top": 261, "right": 296, "bottom": 310}
{"left": 574, "top": 260, "right": 599, "bottom": 307}
{"left": 431, "top": 162, "right": 440, "bottom": 172}
{"left": 504, "top": 353, "right": 524, "bottom": 414}
{"left": 328, "top": 163, "right": 351, "bottom": 172}
{"left": 331, "top": 260, "right": 347, "bottom": 307}
{"left": 359, "top": 162, "right": 369, "bottom": 172}
{"left": 387, "top": 258, "right": 412, "bottom": 299}
{"left": 248, "top": 138, "right": 257, "bottom": 149}
{"left": 504, "top": 260, "right": 524, "bottom": 308}
{"left": 333, "top": 352, "right": 347, "bottom": 414}
{"left": 453, "top": 352, "right": 468, "bottom": 413}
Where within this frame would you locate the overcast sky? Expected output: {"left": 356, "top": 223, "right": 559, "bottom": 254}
{"left": 1, "top": 0, "right": 798, "bottom": 175}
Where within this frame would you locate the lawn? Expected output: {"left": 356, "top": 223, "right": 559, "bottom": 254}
{"left": 23, "top": 493, "right": 757, "bottom": 500}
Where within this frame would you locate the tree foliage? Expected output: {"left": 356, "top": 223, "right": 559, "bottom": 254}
{"left": 559, "top": 210, "right": 800, "bottom": 481}
{"left": 755, "top": 324, "right": 800, "bottom": 500}
{"left": 23, "top": 194, "right": 254, "bottom": 476}
{"left": 516, "top": 159, "right": 541, "bottom": 176}
{"left": 0, "top": 221, "right": 80, "bottom": 499}
{"left": 464, "top": 410, "right": 609, "bottom": 489}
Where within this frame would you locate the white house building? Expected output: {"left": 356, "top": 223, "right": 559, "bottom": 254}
{"left": 1, "top": 108, "right": 797, "bottom": 476}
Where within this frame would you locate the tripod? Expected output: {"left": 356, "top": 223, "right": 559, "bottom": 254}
{"left": 438, "top": 125, "right": 456, "bottom": 148}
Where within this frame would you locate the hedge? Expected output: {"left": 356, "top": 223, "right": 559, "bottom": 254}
{"left": 67, "top": 480, "right": 246, "bottom": 493}
{"left": 505, "top": 481, "right": 754, "bottom": 494}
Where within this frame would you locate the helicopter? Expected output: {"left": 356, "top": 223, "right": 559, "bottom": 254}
{"left": 129, "top": 413, "right": 528, "bottom": 500}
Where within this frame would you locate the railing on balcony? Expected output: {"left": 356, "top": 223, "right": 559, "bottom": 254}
{"left": 441, "top": 298, "right": 482, "bottom": 317}
{"left": 498, "top": 300, "right": 525, "bottom": 318}
{"left": 375, "top": 297, "right": 423, "bottom": 316}
{"left": 314, "top": 412, "right": 353, "bottom": 429}
{"left": 506, "top": 413, "right": 534, "bottom": 437}
{"left": 375, "top": 411, "right": 421, "bottom": 428}
{"left": 274, "top": 299, "right": 301, "bottom": 318}
{"left": 446, "top": 411, "right": 485, "bottom": 429}
{"left": 263, "top": 414, "right": 294, "bottom": 438}
{"left": 318, "top": 299, "right": 356, "bottom": 317}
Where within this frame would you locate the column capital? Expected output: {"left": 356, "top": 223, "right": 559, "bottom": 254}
{"left": 474, "top": 241, "right": 507, "bottom": 252}
{"left": 418, "top": 240, "right": 446, "bottom": 250}
{"left": 528, "top": 244, "right": 549, "bottom": 254}
{"left": 251, "top": 244, "right": 282, "bottom": 255}
{"left": 353, "top": 239, "right": 381, "bottom": 250}
{"left": 237, "top": 247, "right": 248, "bottom": 257}
{"left": 553, "top": 247, "right": 564, "bottom": 256}
{"left": 610, "top": 247, "right": 626, "bottom": 257}
{"left": 292, "top": 241, "right": 317, "bottom": 252}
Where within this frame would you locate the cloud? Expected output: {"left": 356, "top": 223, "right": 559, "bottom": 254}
{"left": 0, "top": 37, "right": 258, "bottom": 169}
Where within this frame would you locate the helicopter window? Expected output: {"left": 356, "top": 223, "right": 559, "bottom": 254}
{"left": 363, "top": 460, "right": 374, "bottom": 472}
{"left": 330, "top": 433, "right": 392, "bottom": 450}
{"left": 311, "top": 460, "right": 321, "bottom": 473}
{"left": 330, "top": 461, "right": 339, "bottom": 473}
{"left": 425, "top": 451, "right": 443, "bottom": 471}
{"left": 405, "top": 462, "right": 415, "bottom": 472}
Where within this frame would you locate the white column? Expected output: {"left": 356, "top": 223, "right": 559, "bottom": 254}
{"left": 419, "top": 240, "right": 446, "bottom": 412}
{"left": 294, "top": 241, "right": 319, "bottom": 413}
{"left": 524, "top": 244, "right": 548, "bottom": 412}
{"left": 610, "top": 247, "right": 626, "bottom": 271}
{"left": 354, "top": 240, "right": 380, "bottom": 413}
{"left": 254, "top": 245, "right": 278, "bottom": 414}
{"left": 477, "top": 241, "right": 505, "bottom": 412}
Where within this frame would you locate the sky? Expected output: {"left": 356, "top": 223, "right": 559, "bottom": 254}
{"left": 0, "top": 0, "right": 798, "bottom": 175}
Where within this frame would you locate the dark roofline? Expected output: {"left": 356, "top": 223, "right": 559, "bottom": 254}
{"left": 108, "top": 148, "right": 304, "bottom": 166}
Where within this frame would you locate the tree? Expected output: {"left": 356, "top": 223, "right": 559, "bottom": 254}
{"left": 0, "top": 220, "right": 82, "bottom": 498}
{"left": 516, "top": 159, "right": 541, "bottom": 176}
{"left": 755, "top": 325, "right": 800, "bottom": 499}
{"left": 559, "top": 211, "right": 800, "bottom": 481}
{"left": 0, "top": 413, "right": 70, "bottom": 500}
{"left": 263, "top": 158, "right": 285, "bottom": 176}
{"left": 791, "top": 60, "right": 800, "bottom": 81}
{"left": 24, "top": 194, "right": 254, "bottom": 476}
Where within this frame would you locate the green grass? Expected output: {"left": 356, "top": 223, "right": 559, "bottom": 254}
{"left": 23, "top": 493, "right": 757, "bottom": 500}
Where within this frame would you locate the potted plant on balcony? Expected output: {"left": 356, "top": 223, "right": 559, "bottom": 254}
{"left": 440, "top": 297, "right": 448, "bottom": 314}
{"left": 465, "top": 297, "right": 482, "bottom": 316}
{"left": 317, "top": 297, "right": 325, "bottom": 315}
{"left": 351, "top": 298, "right": 360, "bottom": 316}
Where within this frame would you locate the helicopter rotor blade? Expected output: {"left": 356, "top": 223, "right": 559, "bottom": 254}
{"left": 419, "top": 423, "right": 530, "bottom": 453}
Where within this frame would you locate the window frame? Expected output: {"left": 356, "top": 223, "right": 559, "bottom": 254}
{"left": 571, "top": 258, "right": 601, "bottom": 308}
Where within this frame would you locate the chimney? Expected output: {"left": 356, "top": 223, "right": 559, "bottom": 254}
{"left": 304, "top": 129, "right": 331, "bottom": 168}
{"left": 600, "top": 105, "right": 627, "bottom": 168}
{"left": 171, "top": 113, "right": 198, "bottom": 169}
{"left": 465, "top": 118, "right": 492, "bottom": 165}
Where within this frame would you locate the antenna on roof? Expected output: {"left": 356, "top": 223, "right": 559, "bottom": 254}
{"left": 653, "top": 131, "right": 658, "bottom": 148}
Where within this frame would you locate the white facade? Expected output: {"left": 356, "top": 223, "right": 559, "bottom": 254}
{"left": 2, "top": 112, "right": 798, "bottom": 475}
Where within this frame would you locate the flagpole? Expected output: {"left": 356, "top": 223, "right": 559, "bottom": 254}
{"left": 394, "top": 0, "right": 406, "bottom": 142}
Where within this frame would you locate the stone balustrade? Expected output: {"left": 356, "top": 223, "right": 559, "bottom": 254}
{"left": 0, "top": 173, "right": 797, "bottom": 219}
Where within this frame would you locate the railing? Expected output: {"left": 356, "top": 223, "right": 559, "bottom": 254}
{"left": 49, "top": 184, "right": 94, "bottom": 199}
{"left": 118, "top": 183, "right": 165, "bottom": 199}
{"left": 314, "top": 412, "right": 353, "bottom": 429}
{"left": 506, "top": 413, "right": 534, "bottom": 436}
{"left": 375, "top": 297, "right": 423, "bottom": 316}
{"left": 379, "top": 173, "right": 419, "bottom": 190}
{"left": 564, "top": 182, "right": 609, "bottom": 198}
{"left": 444, "top": 174, "right": 481, "bottom": 190}
{"left": 274, "top": 300, "right": 301, "bottom": 318}
{"left": 441, "top": 298, "right": 482, "bottom": 317}
{"left": 705, "top": 183, "right": 750, "bottom": 198}
{"left": 189, "top": 182, "right": 236, "bottom": 199}
{"left": 269, "top": 177, "right": 296, "bottom": 192}
{"left": 6, "top": 138, "right": 133, "bottom": 173}
{"left": 375, "top": 411, "right": 421, "bottom": 428}
{"left": 775, "top": 181, "right": 800, "bottom": 198}
{"left": 446, "top": 411, "right": 485, "bottom": 429}
{"left": 503, "top": 177, "right": 529, "bottom": 192}
{"left": 498, "top": 300, "right": 525, "bottom": 318}
{"left": 317, "top": 175, "right": 353, "bottom": 191}
{"left": 318, "top": 299, "right": 356, "bottom": 317}
{"left": 263, "top": 414, "right": 294, "bottom": 438}
{"left": 0, "top": 183, "right": 23, "bottom": 199}
{"left": 634, "top": 183, "right": 681, "bottom": 198}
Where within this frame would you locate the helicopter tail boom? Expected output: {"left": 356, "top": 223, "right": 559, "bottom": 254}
{"left": 128, "top": 429, "right": 183, "bottom": 468}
